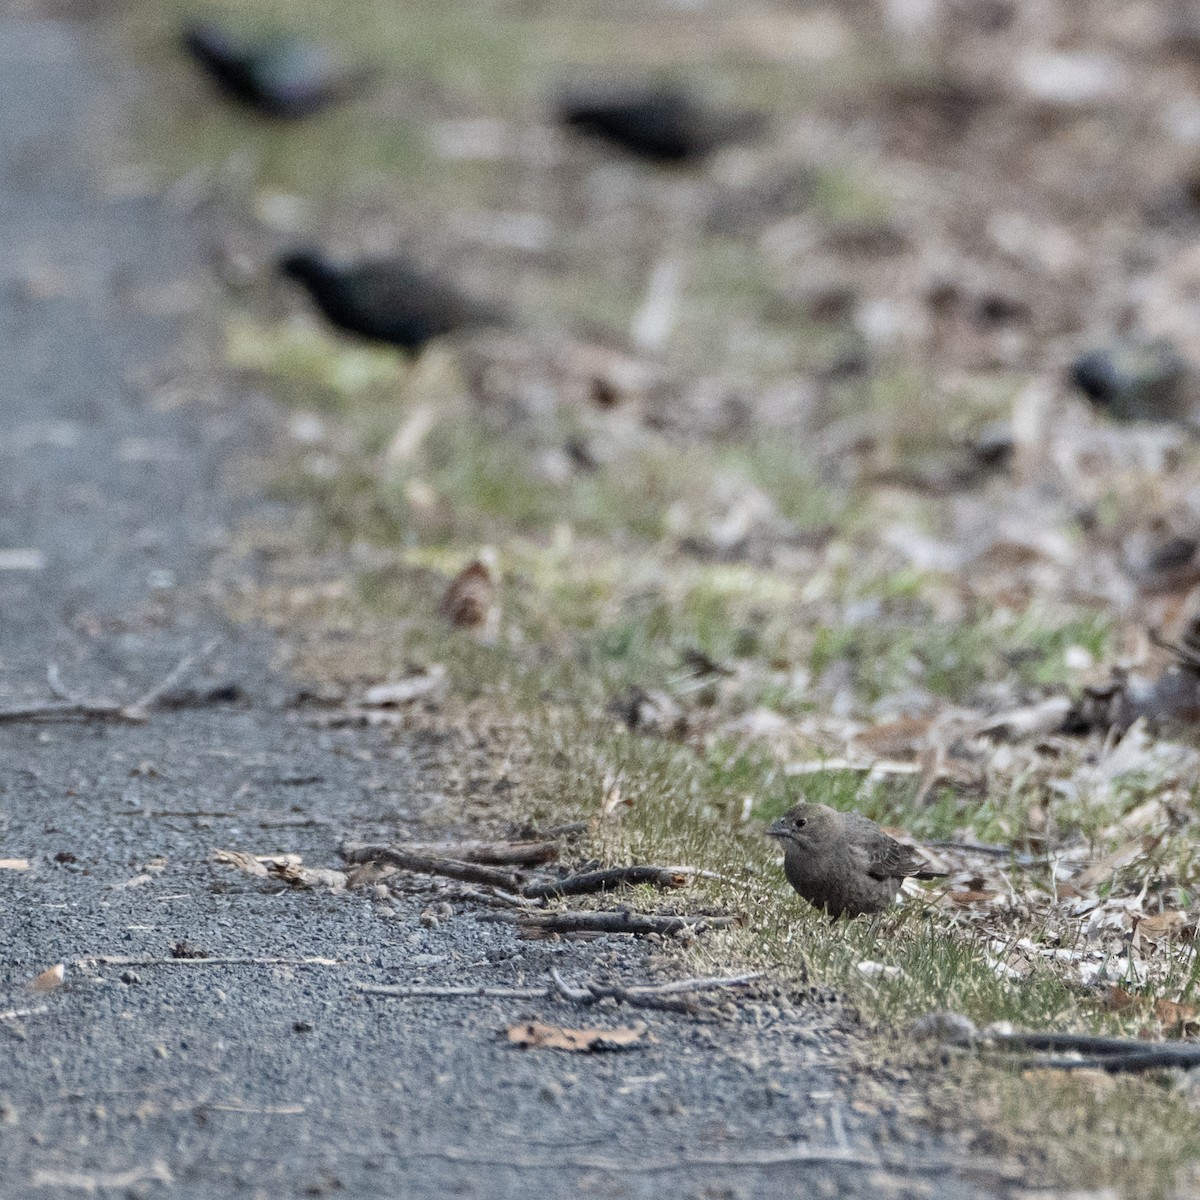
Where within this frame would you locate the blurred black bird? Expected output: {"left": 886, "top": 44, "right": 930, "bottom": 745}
{"left": 278, "top": 250, "right": 508, "bottom": 353}
{"left": 557, "top": 84, "right": 766, "bottom": 164}
{"left": 1070, "top": 337, "right": 1190, "bottom": 423}
{"left": 181, "top": 20, "right": 368, "bottom": 118}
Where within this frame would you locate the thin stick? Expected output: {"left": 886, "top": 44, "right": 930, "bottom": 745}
{"left": 125, "top": 637, "right": 221, "bottom": 717}
{"left": 339, "top": 844, "right": 523, "bottom": 891}
{"left": 549, "top": 969, "right": 762, "bottom": 1013}
{"left": 342, "top": 839, "right": 558, "bottom": 868}
{"left": 0, "top": 640, "right": 221, "bottom": 724}
{"left": 601, "top": 972, "right": 763, "bottom": 997}
{"left": 521, "top": 865, "right": 689, "bottom": 900}
{"left": 394, "top": 1144, "right": 878, "bottom": 1171}
{"left": 76, "top": 955, "right": 343, "bottom": 967}
{"left": 1016, "top": 1051, "right": 1200, "bottom": 1073}
{"left": 992, "top": 1031, "right": 1195, "bottom": 1057}
{"left": 46, "top": 663, "right": 82, "bottom": 703}
{"left": 437, "top": 883, "right": 537, "bottom": 909}
{"left": 358, "top": 983, "right": 549, "bottom": 1000}
{"left": 0, "top": 699, "right": 125, "bottom": 722}
{"left": 485, "top": 910, "right": 742, "bottom": 937}
{"left": 355, "top": 972, "right": 761, "bottom": 1008}
{"left": 0, "top": 1004, "right": 48, "bottom": 1021}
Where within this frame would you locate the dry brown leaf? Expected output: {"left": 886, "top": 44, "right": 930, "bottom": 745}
{"left": 600, "top": 782, "right": 626, "bottom": 816}
{"left": 268, "top": 862, "right": 348, "bottom": 893}
{"left": 507, "top": 1021, "right": 646, "bottom": 1052}
{"left": 439, "top": 553, "right": 499, "bottom": 642}
{"left": 215, "top": 849, "right": 344, "bottom": 892}
{"left": 1103, "top": 985, "right": 1141, "bottom": 1013}
{"left": 26, "top": 964, "right": 64, "bottom": 993}
{"left": 0, "top": 858, "right": 30, "bottom": 871}
{"left": 1154, "top": 997, "right": 1200, "bottom": 1033}
{"left": 213, "top": 849, "right": 270, "bottom": 877}
{"left": 1137, "top": 911, "right": 1196, "bottom": 944}
{"left": 1074, "top": 835, "right": 1160, "bottom": 890}
{"left": 852, "top": 716, "right": 932, "bottom": 758}
{"left": 345, "top": 861, "right": 398, "bottom": 889}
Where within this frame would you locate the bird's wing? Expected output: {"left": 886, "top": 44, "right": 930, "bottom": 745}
{"left": 845, "top": 820, "right": 926, "bottom": 881}
{"left": 871, "top": 839, "right": 927, "bottom": 880}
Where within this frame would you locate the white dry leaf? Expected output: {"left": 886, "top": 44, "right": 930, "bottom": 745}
{"left": 1015, "top": 53, "right": 1124, "bottom": 106}
{"left": 856, "top": 961, "right": 903, "bottom": 980}
{"left": 111, "top": 875, "right": 154, "bottom": 890}
{"left": 724, "top": 708, "right": 792, "bottom": 741}
{"left": 984, "top": 955, "right": 1025, "bottom": 981}
{"left": 385, "top": 404, "right": 438, "bottom": 465}
{"left": 362, "top": 665, "right": 447, "bottom": 707}
{"left": 1084, "top": 899, "right": 1140, "bottom": 943}
{"left": 979, "top": 695, "right": 1072, "bottom": 741}
{"left": 1077, "top": 957, "right": 1146, "bottom": 988}
{"left": 1095, "top": 721, "right": 1200, "bottom": 785}
{"left": 1100, "top": 797, "right": 1169, "bottom": 841}
{"left": 785, "top": 757, "right": 871, "bottom": 775}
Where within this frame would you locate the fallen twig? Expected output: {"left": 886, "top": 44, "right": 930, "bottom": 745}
{"left": 1019, "top": 1051, "right": 1200, "bottom": 1073}
{"left": 548, "top": 968, "right": 761, "bottom": 1012}
{"left": 521, "top": 865, "right": 689, "bottom": 900}
{"left": 437, "top": 883, "right": 538, "bottom": 909}
{"left": 0, "top": 640, "right": 220, "bottom": 724}
{"left": 394, "top": 1143, "right": 877, "bottom": 1171}
{"left": 342, "top": 839, "right": 558, "bottom": 869}
{"left": 355, "top": 971, "right": 762, "bottom": 1014}
{"left": 993, "top": 1031, "right": 1188, "bottom": 1056}
{"left": 481, "top": 910, "right": 741, "bottom": 937}
{"left": 124, "top": 639, "right": 222, "bottom": 718}
{"left": 76, "top": 955, "right": 342, "bottom": 968}
{"left": 990, "top": 1031, "right": 1200, "bottom": 1072}
{"left": 358, "top": 982, "right": 549, "bottom": 1000}
{"left": 339, "top": 843, "right": 524, "bottom": 890}
{"left": 0, "top": 1004, "right": 48, "bottom": 1022}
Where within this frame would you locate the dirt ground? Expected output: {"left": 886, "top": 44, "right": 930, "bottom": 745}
{"left": 0, "top": 15, "right": 1040, "bottom": 1200}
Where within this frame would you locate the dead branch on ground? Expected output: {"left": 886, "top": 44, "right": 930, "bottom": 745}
{"left": 990, "top": 1030, "right": 1200, "bottom": 1073}
{"left": 480, "top": 909, "right": 741, "bottom": 937}
{"left": 521, "top": 865, "right": 690, "bottom": 899}
{"left": 339, "top": 843, "right": 524, "bottom": 890}
{"left": 355, "top": 970, "right": 762, "bottom": 1013}
{"left": 342, "top": 839, "right": 558, "bottom": 868}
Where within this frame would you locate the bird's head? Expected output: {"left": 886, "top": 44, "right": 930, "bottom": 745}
{"left": 180, "top": 20, "right": 237, "bottom": 62}
{"left": 766, "top": 803, "right": 837, "bottom": 851}
{"left": 277, "top": 248, "right": 338, "bottom": 288}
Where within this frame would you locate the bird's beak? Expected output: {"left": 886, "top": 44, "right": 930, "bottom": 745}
{"left": 765, "top": 818, "right": 787, "bottom": 840}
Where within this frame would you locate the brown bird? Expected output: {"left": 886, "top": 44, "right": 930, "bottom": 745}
{"left": 766, "top": 803, "right": 944, "bottom": 918}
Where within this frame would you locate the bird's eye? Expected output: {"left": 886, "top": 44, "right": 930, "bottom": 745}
{"left": 794, "top": 817, "right": 807, "bottom": 828}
